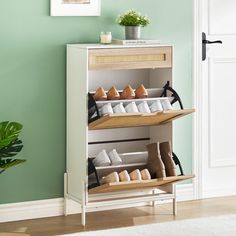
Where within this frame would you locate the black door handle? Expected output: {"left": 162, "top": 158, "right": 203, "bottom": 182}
{"left": 202, "top": 32, "right": 223, "bottom": 61}
{"left": 202, "top": 39, "right": 223, "bottom": 44}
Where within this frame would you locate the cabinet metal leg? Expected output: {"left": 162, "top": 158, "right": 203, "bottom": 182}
{"left": 152, "top": 190, "right": 156, "bottom": 206}
{"left": 81, "top": 205, "right": 86, "bottom": 226}
{"left": 173, "top": 198, "right": 177, "bottom": 215}
{"left": 64, "top": 173, "right": 68, "bottom": 216}
{"left": 64, "top": 197, "right": 68, "bottom": 216}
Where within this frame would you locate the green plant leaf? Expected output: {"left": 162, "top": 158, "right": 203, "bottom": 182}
{"left": 0, "top": 158, "right": 26, "bottom": 171}
{"left": 0, "top": 139, "right": 23, "bottom": 159}
{"left": 0, "top": 121, "right": 23, "bottom": 149}
{"left": 117, "top": 10, "right": 150, "bottom": 27}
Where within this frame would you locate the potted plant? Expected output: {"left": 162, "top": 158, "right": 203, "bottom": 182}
{"left": 117, "top": 10, "right": 151, "bottom": 40}
{"left": 0, "top": 121, "right": 25, "bottom": 174}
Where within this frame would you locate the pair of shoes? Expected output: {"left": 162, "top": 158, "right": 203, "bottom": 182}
{"left": 149, "top": 99, "right": 173, "bottom": 112}
{"left": 94, "top": 84, "right": 148, "bottom": 101}
{"left": 102, "top": 168, "right": 151, "bottom": 184}
{"left": 100, "top": 99, "right": 173, "bottom": 116}
{"left": 100, "top": 101, "right": 143, "bottom": 115}
{"left": 93, "top": 149, "right": 122, "bottom": 167}
{"left": 120, "top": 169, "right": 151, "bottom": 181}
{"left": 146, "top": 141, "right": 176, "bottom": 179}
{"left": 121, "top": 85, "right": 148, "bottom": 99}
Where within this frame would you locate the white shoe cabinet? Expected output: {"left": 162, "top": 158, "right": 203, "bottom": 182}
{"left": 65, "top": 44, "right": 194, "bottom": 226}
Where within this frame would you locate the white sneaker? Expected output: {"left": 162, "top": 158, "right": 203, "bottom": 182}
{"left": 125, "top": 102, "right": 139, "bottom": 113}
{"left": 109, "top": 149, "right": 122, "bottom": 165}
{"left": 113, "top": 103, "right": 126, "bottom": 114}
{"left": 101, "top": 103, "right": 113, "bottom": 116}
{"left": 149, "top": 100, "right": 163, "bottom": 113}
{"left": 161, "top": 99, "right": 173, "bottom": 111}
{"left": 93, "top": 149, "right": 111, "bottom": 167}
{"left": 137, "top": 101, "right": 151, "bottom": 113}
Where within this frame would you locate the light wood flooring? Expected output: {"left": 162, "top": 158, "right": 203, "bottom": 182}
{"left": 0, "top": 196, "right": 236, "bottom": 236}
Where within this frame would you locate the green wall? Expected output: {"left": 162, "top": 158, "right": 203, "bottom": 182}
{"left": 0, "top": 0, "right": 192, "bottom": 204}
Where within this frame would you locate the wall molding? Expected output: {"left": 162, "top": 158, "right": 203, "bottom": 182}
{"left": 0, "top": 184, "right": 194, "bottom": 223}
{"left": 208, "top": 57, "right": 236, "bottom": 168}
{"left": 193, "top": 0, "right": 203, "bottom": 199}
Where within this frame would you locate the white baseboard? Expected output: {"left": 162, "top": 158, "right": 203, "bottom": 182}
{"left": 203, "top": 187, "right": 236, "bottom": 199}
{"left": 0, "top": 198, "right": 64, "bottom": 223}
{"left": 0, "top": 184, "right": 193, "bottom": 223}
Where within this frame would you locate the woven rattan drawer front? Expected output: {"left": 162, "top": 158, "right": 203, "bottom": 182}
{"left": 88, "top": 47, "right": 172, "bottom": 70}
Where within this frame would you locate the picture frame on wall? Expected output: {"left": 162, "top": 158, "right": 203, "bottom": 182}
{"left": 50, "top": 0, "right": 101, "bottom": 16}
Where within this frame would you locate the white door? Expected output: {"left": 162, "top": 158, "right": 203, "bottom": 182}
{"left": 200, "top": 0, "right": 236, "bottom": 198}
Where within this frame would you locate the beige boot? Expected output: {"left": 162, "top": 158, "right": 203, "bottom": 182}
{"left": 160, "top": 141, "right": 177, "bottom": 176}
{"left": 146, "top": 142, "right": 166, "bottom": 179}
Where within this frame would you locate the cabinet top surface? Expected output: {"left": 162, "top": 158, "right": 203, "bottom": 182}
{"left": 67, "top": 44, "right": 172, "bottom": 49}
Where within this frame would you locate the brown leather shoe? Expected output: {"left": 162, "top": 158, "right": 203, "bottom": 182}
{"left": 107, "top": 86, "right": 120, "bottom": 100}
{"left": 94, "top": 87, "right": 107, "bottom": 101}
{"left": 135, "top": 84, "right": 148, "bottom": 99}
{"left": 146, "top": 142, "right": 166, "bottom": 179}
{"left": 120, "top": 85, "right": 135, "bottom": 99}
{"left": 160, "top": 141, "right": 177, "bottom": 176}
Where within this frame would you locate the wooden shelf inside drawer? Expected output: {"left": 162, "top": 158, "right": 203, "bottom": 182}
{"left": 89, "top": 175, "right": 194, "bottom": 194}
{"left": 95, "top": 163, "right": 147, "bottom": 177}
{"left": 96, "top": 163, "right": 147, "bottom": 170}
{"left": 89, "top": 109, "right": 195, "bottom": 130}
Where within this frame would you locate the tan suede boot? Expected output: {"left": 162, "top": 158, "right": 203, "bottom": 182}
{"left": 160, "top": 141, "right": 177, "bottom": 176}
{"left": 146, "top": 142, "right": 166, "bottom": 179}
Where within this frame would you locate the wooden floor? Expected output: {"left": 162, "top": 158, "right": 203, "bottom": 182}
{"left": 0, "top": 196, "right": 236, "bottom": 236}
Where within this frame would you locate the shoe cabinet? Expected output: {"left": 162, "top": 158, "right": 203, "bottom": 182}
{"left": 65, "top": 44, "right": 195, "bottom": 226}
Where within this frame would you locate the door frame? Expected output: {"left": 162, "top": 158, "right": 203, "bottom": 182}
{"left": 193, "top": 0, "right": 203, "bottom": 199}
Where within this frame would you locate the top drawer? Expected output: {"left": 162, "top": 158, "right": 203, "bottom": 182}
{"left": 88, "top": 47, "right": 172, "bottom": 70}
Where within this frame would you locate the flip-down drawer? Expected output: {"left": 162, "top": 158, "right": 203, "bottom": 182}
{"left": 88, "top": 47, "right": 172, "bottom": 70}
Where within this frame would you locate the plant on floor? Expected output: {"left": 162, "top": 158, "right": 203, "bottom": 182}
{"left": 0, "top": 121, "right": 25, "bottom": 174}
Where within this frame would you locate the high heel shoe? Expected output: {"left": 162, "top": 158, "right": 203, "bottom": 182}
{"left": 121, "top": 85, "right": 135, "bottom": 99}
{"left": 107, "top": 86, "right": 120, "bottom": 100}
{"left": 94, "top": 87, "right": 107, "bottom": 101}
{"left": 146, "top": 142, "right": 166, "bottom": 179}
{"left": 135, "top": 84, "right": 148, "bottom": 99}
{"left": 160, "top": 141, "right": 177, "bottom": 176}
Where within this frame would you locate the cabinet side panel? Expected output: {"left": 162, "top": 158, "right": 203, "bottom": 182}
{"left": 149, "top": 68, "right": 173, "bottom": 144}
{"left": 67, "top": 47, "right": 87, "bottom": 201}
